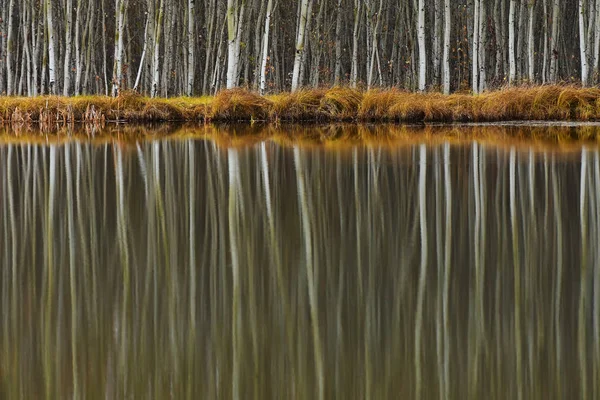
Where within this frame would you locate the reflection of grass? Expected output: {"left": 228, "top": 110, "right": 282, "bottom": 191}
{"left": 4, "top": 85, "right": 600, "bottom": 123}
{"left": 1, "top": 123, "right": 600, "bottom": 153}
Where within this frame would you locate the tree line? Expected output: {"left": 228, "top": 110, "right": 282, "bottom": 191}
{"left": 0, "top": 0, "right": 598, "bottom": 97}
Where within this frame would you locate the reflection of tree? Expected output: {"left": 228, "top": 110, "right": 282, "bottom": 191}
{"left": 0, "top": 140, "right": 598, "bottom": 399}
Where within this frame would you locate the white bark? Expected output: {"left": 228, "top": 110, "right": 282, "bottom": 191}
{"left": 227, "top": 0, "right": 239, "bottom": 89}
{"left": 334, "top": 0, "right": 343, "bottom": 85}
{"left": 528, "top": 0, "right": 536, "bottom": 82}
{"left": 187, "top": 0, "right": 195, "bottom": 95}
{"left": 550, "top": 0, "right": 560, "bottom": 82}
{"left": 259, "top": 0, "right": 275, "bottom": 95}
{"left": 134, "top": 15, "right": 150, "bottom": 91}
{"left": 579, "top": 0, "right": 589, "bottom": 85}
{"left": 417, "top": 0, "right": 427, "bottom": 91}
{"left": 6, "top": 0, "right": 15, "bottom": 95}
{"left": 473, "top": 0, "right": 481, "bottom": 93}
{"left": 46, "top": 0, "right": 57, "bottom": 94}
{"left": 112, "top": 0, "right": 126, "bottom": 97}
{"left": 291, "top": 0, "right": 311, "bottom": 92}
{"left": 74, "top": 0, "right": 83, "bottom": 95}
{"left": 443, "top": 0, "right": 451, "bottom": 94}
{"left": 151, "top": 0, "right": 164, "bottom": 97}
{"left": 594, "top": 0, "right": 600, "bottom": 79}
{"left": 509, "top": 0, "right": 517, "bottom": 85}
{"left": 350, "top": 0, "right": 361, "bottom": 88}
{"left": 63, "top": 0, "right": 73, "bottom": 96}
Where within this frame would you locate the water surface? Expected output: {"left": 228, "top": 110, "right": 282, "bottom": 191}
{"left": 1, "top": 124, "right": 600, "bottom": 399}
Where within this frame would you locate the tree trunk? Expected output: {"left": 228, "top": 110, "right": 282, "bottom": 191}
{"left": 417, "top": 0, "right": 427, "bottom": 91}
{"left": 6, "top": 0, "right": 15, "bottom": 95}
{"left": 46, "top": 0, "right": 57, "bottom": 94}
{"left": 528, "top": 0, "right": 536, "bottom": 82}
{"left": 473, "top": 0, "right": 481, "bottom": 93}
{"left": 152, "top": 0, "right": 165, "bottom": 97}
{"left": 187, "top": 0, "right": 195, "bottom": 95}
{"left": 550, "top": 0, "right": 560, "bottom": 82}
{"left": 443, "top": 0, "right": 451, "bottom": 94}
{"left": 259, "top": 0, "right": 275, "bottom": 94}
{"left": 291, "top": 0, "right": 310, "bottom": 91}
{"left": 63, "top": 0, "right": 73, "bottom": 95}
{"left": 579, "top": 0, "right": 589, "bottom": 85}
{"left": 350, "top": 0, "right": 361, "bottom": 88}
{"left": 334, "top": 0, "right": 343, "bottom": 85}
{"left": 509, "top": 0, "right": 517, "bottom": 84}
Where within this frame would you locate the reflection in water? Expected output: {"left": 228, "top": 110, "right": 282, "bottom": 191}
{"left": 1, "top": 134, "right": 600, "bottom": 399}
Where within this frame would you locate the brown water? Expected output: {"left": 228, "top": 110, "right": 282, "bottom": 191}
{"left": 1, "top": 125, "right": 600, "bottom": 399}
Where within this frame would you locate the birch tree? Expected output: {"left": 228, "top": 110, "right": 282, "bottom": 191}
{"left": 473, "top": 0, "right": 481, "bottom": 93}
{"left": 6, "top": 0, "right": 15, "bottom": 95}
{"left": 291, "top": 0, "right": 311, "bottom": 92}
{"left": 528, "top": 0, "right": 536, "bottom": 82}
{"left": 443, "top": 0, "right": 451, "bottom": 94}
{"left": 46, "top": 0, "right": 57, "bottom": 94}
{"left": 579, "top": 0, "right": 589, "bottom": 85}
{"left": 151, "top": 0, "right": 165, "bottom": 97}
{"left": 226, "top": 0, "right": 246, "bottom": 89}
{"left": 417, "top": 0, "right": 427, "bottom": 91}
{"left": 550, "top": 0, "right": 560, "bottom": 82}
{"left": 259, "top": 0, "right": 275, "bottom": 94}
{"left": 63, "top": 0, "right": 74, "bottom": 96}
{"left": 509, "top": 0, "right": 517, "bottom": 85}
{"left": 187, "top": 0, "right": 196, "bottom": 96}
{"left": 112, "top": 0, "right": 127, "bottom": 97}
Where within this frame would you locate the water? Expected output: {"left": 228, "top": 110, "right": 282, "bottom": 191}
{"left": 1, "top": 125, "right": 599, "bottom": 399}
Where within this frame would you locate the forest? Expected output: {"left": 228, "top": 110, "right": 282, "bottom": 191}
{"left": 0, "top": 0, "right": 597, "bottom": 98}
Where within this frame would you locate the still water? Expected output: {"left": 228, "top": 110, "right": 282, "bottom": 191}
{"left": 1, "top": 125, "right": 600, "bottom": 399}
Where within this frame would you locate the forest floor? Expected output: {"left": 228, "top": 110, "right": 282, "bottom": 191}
{"left": 2, "top": 85, "right": 600, "bottom": 125}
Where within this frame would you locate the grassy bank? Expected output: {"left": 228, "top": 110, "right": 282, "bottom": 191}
{"left": 3, "top": 85, "right": 600, "bottom": 123}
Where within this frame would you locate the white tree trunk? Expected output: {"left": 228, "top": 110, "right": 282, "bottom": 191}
{"left": 473, "top": 0, "right": 481, "bottom": 93}
{"left": 259, "top": 0, "right": 275, "bottom": 95}
{"left": 334, "top": 0, "right": 343, "bottom": 85}
{"left": 443, "top": 0, "right": 451, "bottom": 94}
{"left": 6, "top": 0, "right": 15, "bottom": 95}
{"left": 46, "top": 0, "right": 57, "bottom": 94}
{"left": 417, "top": 0, "right": 427, "bottom": 91}
{"left": 579, "top": 0, "right": 589, "bottom": 85}
{"left": 63, "top": 0, "right": 73, "bottom": 96}
{"left": 151, "top": 0, "right": 164, "bottom": 97}
{"left": 350, "top": 0, "right": 361, "bottom": 88}
{"left": 593, "top": 0, "right": 600, "bottom": 80}
{"left": 74, "top": 0, "right": 83, "bottom": 95}
{"left": 528, "top": 0, "right": 536, "bottom": 82}
{"left": 291, "top": 0, "right": 311, "bottom": 92}
{"left": 509, "top": 0, "right": 517, "bottom": 85}
{"left": 112, "top": 0, "right": 126, "bottom": 97}
{"left": 187, "top": 0, "right": 195, "bottom": 95}
{"left": 550, "top": 0, "right": 560, "bottom": 82}
{"left": 227, "top": 0, "right": 239, "bottom": 89}
{"left": 134, "top": 16, "right": 150, "bottom": 91}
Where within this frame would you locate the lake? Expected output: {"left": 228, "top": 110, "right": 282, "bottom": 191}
{"left": 1, "top": 124, "right": 599, "bottom": 399}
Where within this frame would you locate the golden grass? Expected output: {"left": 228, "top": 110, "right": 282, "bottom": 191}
{"left": 2, "top": 123, "right": 599, "bottom": 155}
{"left": 2, "top": 85, "right": 600, "bottom": 124}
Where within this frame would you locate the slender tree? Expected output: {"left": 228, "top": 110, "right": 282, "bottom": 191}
{"left": 417, "top": 0, "right": 427, "bottom": 91}
{"left": 292, "top": 0, "right": 311, "bottom": 92}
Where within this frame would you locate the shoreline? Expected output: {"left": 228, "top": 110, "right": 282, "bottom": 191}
{"left": 2, "top": 85, "right": 600, "bottom": 125}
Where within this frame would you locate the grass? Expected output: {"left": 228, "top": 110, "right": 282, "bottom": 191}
{"left": 3, "top": 85, "right": 600, "bottom": 124}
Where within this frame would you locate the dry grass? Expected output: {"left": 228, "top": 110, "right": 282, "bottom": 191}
{"left": 210, "top": 88, "right": 272, "bottom": 121}
{"left": 2, "top": 85, "right": 600, "bottom": 124}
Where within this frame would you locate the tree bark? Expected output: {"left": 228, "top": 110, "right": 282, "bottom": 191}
{"left": 509, "top": 0, "right": 517, "bottom": 84}
{"left": 443, "top": 0, "right": 451, "bottom": 94}
{"left": 291, "top": 0, "right": 311, "bottom": 91}
{"left": 417, "top": 0, "right": 427, "bottom": 91}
